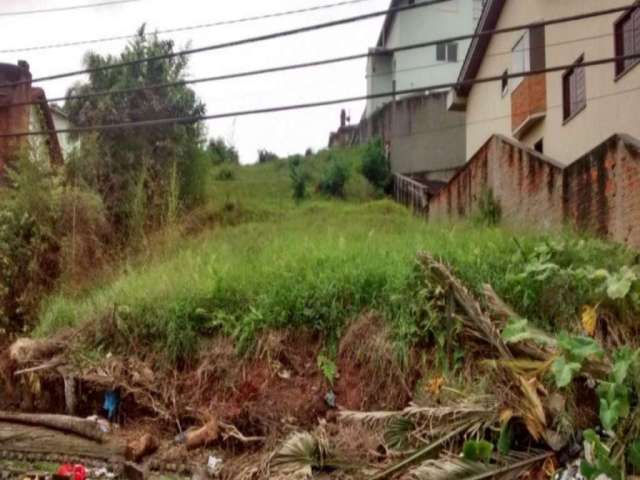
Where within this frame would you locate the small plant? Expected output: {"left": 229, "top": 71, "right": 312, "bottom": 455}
{"left": 361, "top": 137, "right": 391, "bottom": 192}
{"left": 318, "top": 156, "right": 350, "bottom": 198}
{"left": 476, "top": 188, "right": 502, "bottom": 226}
{"left": 215, "top": 166, "right": 235, "bottom": 181}
{"left": 317, "top": 353, "right": 338, "bottom": 385}
{"left": 551, "top": 333, "right": 603, "bottom": 388}
{"left": 289, "top": 155, "right": 308, "bottom": 203}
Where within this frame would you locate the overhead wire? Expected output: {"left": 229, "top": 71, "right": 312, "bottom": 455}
{"left": 2, "top": 52, "right": 639, "bottom": 138}
{"left": 0, "top": 27, "right": 623, "bottom": 109}
{"left": 0, "top": 0, "right": 375, "bottom": 54}
{"left": 0, "top": 0, "right": 142, "bottom": 17}
{"left": 2, "top": 2, "right": 636, "bottom": 90}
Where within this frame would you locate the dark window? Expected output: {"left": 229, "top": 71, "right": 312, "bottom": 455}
{"left": 501, "top": 69, "right": 509, "bottom": 95}
{"left": 447, "top": 43, "right": 458, "bottom": 62}
{"left": 408, "top": 0, "right": 415, "bottom": 4}
{"left": 562, "top": 55, "right": 586, "bottom": 122}
{"left": 436, "top": 42, "right": 458, "bottom": 62}
{"left": 614, "top": 4, "right": 640, "bottom": 76}
{"left": 534, "top": 139, "right": 544, "bottom": 154}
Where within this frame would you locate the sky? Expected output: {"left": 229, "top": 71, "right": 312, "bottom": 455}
{"left": 0, "top": 0, "right": 390, "bottom": 164}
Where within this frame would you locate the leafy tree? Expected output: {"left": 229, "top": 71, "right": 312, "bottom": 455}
{"left": 361, "top": 137, "right": 391, "bottom": 192}
{"left": 319, "top": 156, "right": 349, "bottom": 198}
{"left": 289, "top": 155, "right": 308, "bottom": 203}
{"left": 208, "top": 137, "right": 239, "bottom": 165}
{"left": 258, "top": 149, "right": 278, "bottom": 164}
{"left": 64, "top": 25, "right": 206, "bottom": 237}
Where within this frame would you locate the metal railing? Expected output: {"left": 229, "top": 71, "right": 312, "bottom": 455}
{"left": 392, "top": 173, "right": 429, "bottom": 216}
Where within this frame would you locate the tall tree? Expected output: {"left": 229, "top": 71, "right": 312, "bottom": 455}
{"left": 65, "top": 26, "right": 206, "bottom": 237}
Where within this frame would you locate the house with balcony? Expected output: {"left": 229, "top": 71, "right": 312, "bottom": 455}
{"left": 430, "top": 0, "right": 640, "bottom": 249}
{"left": 358, "top": 0, "right": 484, "bottom": 182}
{"left": 449, "top": 0, "right": 640, "bottom": 163}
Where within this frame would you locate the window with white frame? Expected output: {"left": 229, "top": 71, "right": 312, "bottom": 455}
{"left": 511, "top": 30, "right": 531, "bottom": 90}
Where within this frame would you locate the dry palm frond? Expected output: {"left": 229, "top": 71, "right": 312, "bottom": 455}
{"left": 418, "top": 253, "right": 513, "bottom": 359}
{"left": 270, "top": 431, "right": 331, "bottom": 478}
{"left": 401, "top": 450, "right": 554, "bottom": 480}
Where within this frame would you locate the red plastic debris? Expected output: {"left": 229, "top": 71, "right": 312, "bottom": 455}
{"left": 56, "top": 464, "right": 87, "bottom": 480}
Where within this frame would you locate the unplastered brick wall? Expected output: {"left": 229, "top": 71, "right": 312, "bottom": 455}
{"left": 429, "top": 134, "right": 640, "bottom": 250}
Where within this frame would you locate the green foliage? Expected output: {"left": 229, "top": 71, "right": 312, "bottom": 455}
{"left": 497, "top": 423, "right": 512, "bottom": 455}
{"left": 462, "top": 440, "right": 494, "bottom": 462}
{"left": 361, "top": 137, "right": 390, "bottom": 192}
{"left": 319, "top": 156, "right": 350, "bottom": 198}
{"left": 501, "top": 317, "right": 555, "bottom": 346}
{"left": 258, "top": 149, "right": 278, "bottom": 164}
{"left": 384, "top": 417, "right": 414, "bottom": 451}
{"left": 551, "top": 333, "right": 603, "bottom": 388}
{"left": 627, "top": 440, "right": 640, "bottom": 473}
{"left": 317, "top": 353, "right": 338, "bottom": 386}
{"left": 289, "top": 155, "right": 308, "bottom": 203}
{"left": 64, "top": 25, "right": 207, "bottom": 236}
{"left": 207, "top": 137, "right": 239, "bottom": 165}
{"left": 580, "top": 430, "right": 621, "bottom": 480}
{"left": 476, "top": 189, "right": 502, "bottom": 226}
{"left": 215, "top": 165, "right": 236, "bottom": 181}
{"left": 596, "top": 347, "right": 640, "bottom": 432}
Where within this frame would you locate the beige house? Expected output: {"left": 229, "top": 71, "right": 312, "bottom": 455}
{"left": 450, "top": 0, "right": 640, "bottom": 164}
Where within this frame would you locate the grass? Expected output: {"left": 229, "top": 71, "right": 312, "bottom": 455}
{"left": 36, "top": 147, "right": 637, "bottom": 364}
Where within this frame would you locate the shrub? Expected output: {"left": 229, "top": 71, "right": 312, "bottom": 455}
{"left": 289, "top": 155, "right": 308, "bottom": 203}
{"left": 258, "top": 149, "right": 278, "bottom": 164}
{"left": 476, "top": 189, "right": 502, "bottom": 226}
{"left": 216, "top": 165, "right": 236, "bottom": 181}
{"left": 318, "top": 156, "right": 350, "bottom": 198}
{"left": 361, "top": 137, "right": 391, "bottom": 192}
{"left": 208, "top": 137, "right": 239, "bottom": 165}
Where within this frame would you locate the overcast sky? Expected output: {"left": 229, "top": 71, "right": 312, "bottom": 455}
{"left": 0, "top": 0, "right": 389, "bottom": 164}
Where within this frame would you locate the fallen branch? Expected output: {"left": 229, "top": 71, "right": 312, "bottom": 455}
{"left": 0, "top": 412, "right": 104, "bottom": 442}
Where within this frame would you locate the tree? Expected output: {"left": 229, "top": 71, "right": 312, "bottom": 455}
{"left": 64, "top": 25, "right": 206, "bottom": 237}
{"left": 207, "top": 137, "right": 239, "bottom": 165}
{"left": 258, "top": 149, "right": 278, "bottom": 164}
{"left": 361, "top": 137, "right": 391, "bottom": 192}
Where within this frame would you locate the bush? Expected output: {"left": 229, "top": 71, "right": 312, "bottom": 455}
{"left": 258, "top": 149, "right": 278, "bottom": 164}
{"left": 318, "top": 156, "right": 350, "bottom": 198}
{"left": 289, "top": 155, "right": 308, "bottom": 203}
{"left": 208, "top": 137, "right": 239, "bottom": 165}
{"left": 216, "top": 165, "right": 236, "bottom": 181}
{"left": 361, "top": 137, "right": 391, "bottom": 192}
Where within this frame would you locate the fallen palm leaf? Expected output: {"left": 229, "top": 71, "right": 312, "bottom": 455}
{"left": 401, "top": 450, "right": 554, "bottom": 480}
{"left": 270, "top": 431, "right": 332, "bottom": 476}
{"left": 369, "top": 422, "right": 476, "bottom": 480}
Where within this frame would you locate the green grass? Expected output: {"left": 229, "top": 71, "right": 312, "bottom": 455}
{"left": 36, "top": 148, "right": 636, "bottom": 364}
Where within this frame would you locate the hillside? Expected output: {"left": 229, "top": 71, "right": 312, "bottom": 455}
{"left": 4, "top": 148, "right": 640, "bottom": 479}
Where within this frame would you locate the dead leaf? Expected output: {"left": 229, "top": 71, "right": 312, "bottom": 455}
{"left": 426, "top": 376, "right": 445, "bottom": 396}
{"left": 518, "top": 376, "right": 547, "bottom": 441}
{"left": 581, "top": 305, "right": 597, "bottom": 337}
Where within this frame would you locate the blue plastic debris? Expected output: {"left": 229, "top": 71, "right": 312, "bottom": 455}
{"left": 324, "top": 390, "right": 336, "bottom": 408}
{"left": 103, "top": 390, "right": 120, "bottom": 421}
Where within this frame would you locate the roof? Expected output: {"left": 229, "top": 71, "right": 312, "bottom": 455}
{"left": 376, "top": 0, "right": 402, "bottom": 47}
{"left": 456, "top": 0, "right": 506, "bottom": 96}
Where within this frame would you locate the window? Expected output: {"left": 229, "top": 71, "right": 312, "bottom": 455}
{"left": 436, "top": 42, "right": 458, "bottom": 62}
{"left": 511, "top": 31, "right": 531, "bottom": 90}
{"left": 614, "top": 4, "right": 640, "bottom": 77}
{"left": 562, "top": 55, "right": 586, "bottom": 122}
{"left": 501, "top": 69, "right": 509, "bottom": 96}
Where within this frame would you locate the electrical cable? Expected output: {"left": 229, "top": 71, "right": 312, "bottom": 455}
{"left": 3, "top": 2, "right": 635, "bottom": 90}
{"left": 0, "top": 0, "right": 142, "bottom": 17}
{"left": 0, "top": 0, "right": 375, "bottom": 53}
{"left": 2, "top": 52, "right": 638, "bottom": 138}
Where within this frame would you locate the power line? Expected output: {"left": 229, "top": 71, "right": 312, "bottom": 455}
{"left": 0, "top": 0, "right": 374, "bottom": 54}
{"left": 0, "top": 0, "right": 141, "bottom": 17}
{"left": 1, "top": 0, "right": 453, "bottom": 88}
{"left": 3, "top": 52, "right": 639, "bottom": 139}
{"left": 0, "top": 20, "right": 625, "bottom": 109}
{"left": 7, "top": 2, "right": 635, "bottom": 91}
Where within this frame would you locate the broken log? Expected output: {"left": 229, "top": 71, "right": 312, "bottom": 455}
{"left": 0, "top": 411, "right": 104, "bottom": 442}
{"left": 0, "top": 422, "right": 125, "bottom": 461}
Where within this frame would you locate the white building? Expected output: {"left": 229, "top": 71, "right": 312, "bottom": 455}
{"left": 50, "top": 105, "right": 78, "bottom": 160}
{"left": 365, "top": 0, "right": 485, "bottom": 117}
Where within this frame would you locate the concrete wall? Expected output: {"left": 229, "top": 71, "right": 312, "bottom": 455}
{"left": 429, "top": 134, "right": 640, "bottom": 250}
{"left": 366, "top": 0, "right": 482, "bottom": 117}
{"left": 465, "top": 0, "right": 640, "bottom": 164}
{"left": 360, "top": 91, "right": 466, "bottom": 178}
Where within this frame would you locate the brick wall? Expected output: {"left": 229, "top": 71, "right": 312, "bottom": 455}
{"left": 511, "top": 73, "right": 547, "bottom": 134}
{"left": 0, "top": 62, "right": 32, "bottom": 176}
{"left": 429, "top": 134, "right": 640, "bottom": 250}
